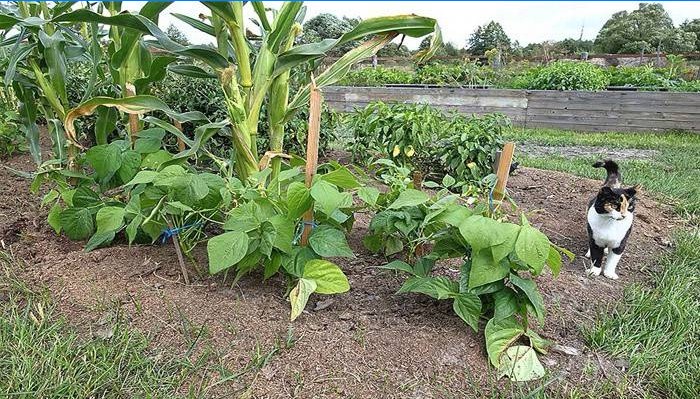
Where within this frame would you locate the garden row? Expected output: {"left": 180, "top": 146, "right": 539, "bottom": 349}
{"left": 338, "top": 58, "right": 700, "bottom": 92}
{"left": 1, "top": 1, "right": 570, "bottom": 380}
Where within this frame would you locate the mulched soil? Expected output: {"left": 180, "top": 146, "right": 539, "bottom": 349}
{"left": 0, "top": 148, "right": 677, "bottom": 398}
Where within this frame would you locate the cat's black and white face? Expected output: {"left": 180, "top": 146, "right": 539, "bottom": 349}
{"left": 593, "top": 186, "right": 637, "bottom": 220}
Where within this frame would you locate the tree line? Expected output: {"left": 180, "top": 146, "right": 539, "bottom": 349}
{"left": 170, "top": 3, "right": 693, "bottom": 59}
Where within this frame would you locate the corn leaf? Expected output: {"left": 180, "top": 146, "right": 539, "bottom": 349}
{"left": 172, "top": 13, "right": 215, "bottom": 36}
{"left": 251, "top": 2, "right": 271, "bottom": 32}
{"left": 53, "top": 10, "right": 228, "bottom": 69}
{"left": 274, "top": 14, "right": 441, "bottom": 77}
{"left": 285, "top": 34, "right": 394, "bottom": 120}
{"left": 64, "top": 96, "right": 208, "bottom": 145}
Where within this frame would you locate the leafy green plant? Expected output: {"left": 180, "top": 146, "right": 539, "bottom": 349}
{"left": 607, "top": 65, "right": 671, "bottom": 88}
{"left": 0, "top": 110, "right": 21, "bottom": 158}
{"left": 205, "top": 161, "right": 370, "bottom": 320}
{"left": 414, "top": 61, "right": 489, "bottom": 87}
{"left": 346, "top": 102, "right": 505, "bottom": 187}
{"left": 347, "top": 102, "right": 443, "bottom": 167}
{"left": 528, "top": 60, "right": 610, "bottom": 91}
{"left": 339, "top": 66, "right": 415, "bottom": 86}
{"left": 369, "top": 183, "right": 572, "bottom": 381}
{"left": 432, "top": 113, "right": 508, "bottom": 183}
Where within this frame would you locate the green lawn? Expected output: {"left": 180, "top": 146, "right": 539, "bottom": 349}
{"left": 507, "top": 127, "right": 700, "bottom": 399}
{"left": 0, "top": 252, "right": 193, "bottom": 398}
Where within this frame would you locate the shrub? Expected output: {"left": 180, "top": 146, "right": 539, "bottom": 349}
{"left": 346, "top": 102, "right": 505, "bottom": 186}
{"left": 528, "top": 60, "right": 610, "bottom": 91}
{"left": 338, "top": 66, "right": 415, "bottom": 86}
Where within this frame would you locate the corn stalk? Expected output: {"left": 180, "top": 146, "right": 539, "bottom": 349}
{"left": 0, "top": 1, "right": 177, "bottom": 168}
{"left": 54, "top": 1, "right": 442, "bottom": 180}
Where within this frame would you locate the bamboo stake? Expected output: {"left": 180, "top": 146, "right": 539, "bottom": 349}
{"left": 493, "top": 142, "right": 515, "bottom": 202}
{"left": 300, "top": 80, "right": 322, "bottom": 247}
{"left": 166, "top": 220, "right": 190, "bottom": 285}
{"left": 412, "top": 170, "right": 426, "bottom": 259}
{"left": 174, "top": 119, "right": 186, "bottom": 152}
{"left": 125, "top": 83, "right": 139, "bottom": 148}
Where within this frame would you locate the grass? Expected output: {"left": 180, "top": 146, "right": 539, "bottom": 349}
{"left": 0, "top": 251, "right": 191, "bottom": 398}
{"left": 585, "top": 233, "right": 700, "bottom": 398}
{"left": 508, "top": 127, "right": 700, "bottom": 399}
{"left": 506, "top": 127, "right": 700, "bottom": 219}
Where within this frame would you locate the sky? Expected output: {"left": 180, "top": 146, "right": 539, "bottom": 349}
{"left": 125, "top": 1, "right": 700, "bottom": 49}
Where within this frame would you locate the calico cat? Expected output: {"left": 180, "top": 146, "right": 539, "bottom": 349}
{"left": 585, "top": 160, "right": 638, "bottom": 280}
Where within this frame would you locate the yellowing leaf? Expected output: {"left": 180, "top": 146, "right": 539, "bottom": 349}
{"left": 497, "top": 346, "right": 545, "bottom": 382}
{"left": 289, "top": 278, "right": 317, "bottom": 321}
{"left": 302, "top": 259, "right": 350, "bottom": 294}
{"left": 392, "top": 145, "right": 401, "bottom": 157}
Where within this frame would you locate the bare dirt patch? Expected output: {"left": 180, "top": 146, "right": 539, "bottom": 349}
{"left": 0, "top": 149, "right": 676, "bottom": 398}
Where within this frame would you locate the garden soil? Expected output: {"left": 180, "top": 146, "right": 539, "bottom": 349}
{"left": 0, "top": 149, "right": 676, "bottom": 398}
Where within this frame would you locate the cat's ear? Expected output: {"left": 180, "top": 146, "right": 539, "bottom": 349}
{"left": 625, "top": 185, "right": 639, "bottom": 198}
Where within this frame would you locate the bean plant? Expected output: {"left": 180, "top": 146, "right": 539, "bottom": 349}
{"left": 367, "top": 174, "right": 573, "bottom": 381}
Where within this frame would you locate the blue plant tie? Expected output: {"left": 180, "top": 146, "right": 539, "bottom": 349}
{"left": 293, "top": 220, "right": 318, "bottom": 245}
{"left": 488, "top": 183, "right": 496, "bottom": 212}
{"left": 160, "top": 222, "right": 202, "bottom": 244}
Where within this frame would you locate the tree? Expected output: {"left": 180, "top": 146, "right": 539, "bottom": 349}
{"left": 165, "top": 24, "right": 190, "bottom": 46}
{"left": 467, "top": 21, "right": 511, "bottom": 55}
{"left": 680, "top": 19, "right": 700, "bottom": 51}
{"left": 594, "top": 3, "right": 695, "bottom": 54}
{"left": 299, "top": 13, "right": 359, "bottom": 56}
{"left": 417, "top": 36, "right": 462, "bottom": 56}
{"left": 376, "top": 42, "right": 410, "bottom": 57}
{"left": 558, "top": 38, "right": 593, "bottom": 54}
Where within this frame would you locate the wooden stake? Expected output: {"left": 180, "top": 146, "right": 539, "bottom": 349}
{"left": 493, "top": 142, "right": 515, "bottom": 202}
{"left": 300, "top": 81, "right": 322, "bottom": 247}
{"left": 412, "top": 171, "right": 423, "bottom": 189}
{"left": 174, "top": 119, "right": 186, "bottom": 152}
{"left": 125, "top": 83, "right": 139, "bottom": 148}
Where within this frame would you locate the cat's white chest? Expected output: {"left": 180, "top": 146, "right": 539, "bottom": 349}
{"left": 587, "top": 206, "right": 633, "bottom": 249}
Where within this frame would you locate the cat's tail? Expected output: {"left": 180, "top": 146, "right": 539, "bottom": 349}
{"left": 593, "top": 159, "right": 621, "bottom": 188}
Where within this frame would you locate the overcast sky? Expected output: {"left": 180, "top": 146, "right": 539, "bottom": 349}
{"left": 125, "top": 1, "right": 700, "bottom": 49}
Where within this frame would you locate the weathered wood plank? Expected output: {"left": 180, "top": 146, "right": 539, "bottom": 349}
{"left": 527, "top": 101, "right": 700, "bottom": 114}
{"left": 325, "top": 86, "right": 700, "bottom": 132}
{"left": 526, "top": 108, "right": 700, "bottom": 122}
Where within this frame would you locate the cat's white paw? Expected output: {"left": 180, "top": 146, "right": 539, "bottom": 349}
{"left": 585, "top": 249, "right": 591, "bottom": 258}
{"left": 603, "top": 271, "right": 619, "bottom": 280}
{"left": 586, "top": 267, "right": 602, "bottom": 276}
{"left": 604, "top": 248, "right": 609, "bottom": 255}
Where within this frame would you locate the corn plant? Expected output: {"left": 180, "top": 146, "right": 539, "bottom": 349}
{"left": 57, "top": 1, "right": 441, "bottom": 181}
{"left": 0, "top": 1, "right": 184, "bottom": 169}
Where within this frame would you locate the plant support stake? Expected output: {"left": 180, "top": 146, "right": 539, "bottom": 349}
{"left": 300, "top": 80, "right": 322, "bottom": 246}
{"left": 174, "top": 119, "right": 185, "bottom": 152}
{"left": 493, "top": 142, "right": 515, "bottom": 202}
{"left": 166, "top": 221, "right": 190, "bottom": 285}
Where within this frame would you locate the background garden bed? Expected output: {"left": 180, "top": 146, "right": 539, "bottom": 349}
{"left": 325, "top": 86, "right": 700, "bottom": 133}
